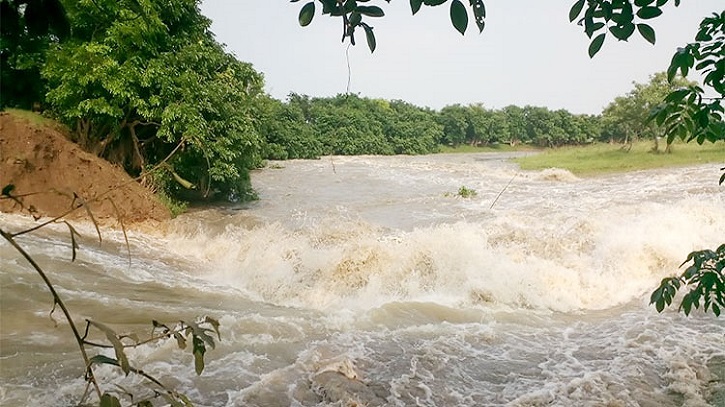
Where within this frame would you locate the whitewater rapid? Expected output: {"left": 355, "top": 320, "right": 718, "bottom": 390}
{"left": 1, "top": 153, "right": 723, "bottom": 406}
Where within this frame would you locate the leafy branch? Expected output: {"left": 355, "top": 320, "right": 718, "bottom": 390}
{"left": 0, "top": 185, "right": 220, "bottom": 406}
{"left": 648, "top": 10, "right": 725, "bottom": 144}
{"left": 294, "top": 0, "right": 487, "bottom": 52}
{"left": 650, "top": 244, "right": 725, "bottom": 316}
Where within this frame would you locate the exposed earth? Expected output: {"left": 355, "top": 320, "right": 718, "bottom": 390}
{"left": 0, "top": 111, "right": 170, "bottom": 223}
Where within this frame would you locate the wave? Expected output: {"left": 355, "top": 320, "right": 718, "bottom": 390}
{"left": 159, "top": 196, "right": 724, "bottom": 313}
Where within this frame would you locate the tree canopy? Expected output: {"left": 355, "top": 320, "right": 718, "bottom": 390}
{"left": 600, "top": 72, "right": 694, "bottom": 148}
{"left": 3, "top": 0, "right": 266, "bottom": 201}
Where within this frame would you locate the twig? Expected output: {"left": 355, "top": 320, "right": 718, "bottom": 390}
{"left": 0, "top": 228, "right": 102, "bottom": 399}
{"left": 490, "top": 173, "right": 517, "bottom": 210}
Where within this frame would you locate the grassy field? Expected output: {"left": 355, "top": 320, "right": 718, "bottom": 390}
{"left": 510, "top": 141, "right": 724, "bottom": 176}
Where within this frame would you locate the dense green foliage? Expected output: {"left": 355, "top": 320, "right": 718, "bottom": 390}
{"left": 3, "top": 0, "right": 264, "bottom": 201}
{"left": 254, "top": 94, "right": 604, "bottom": 160}
{"left": 44, "top": 0, "right": 265, "bottom": 201}
{"left": 651, "top": 244, "right": 725, "bottom": 317}
{"left": 569, "top": 2, "right": 724, "bottom": 145}
{"left": 296, "top": 0, "right": 724, "bottom": 147}
{"left": 649, "top": 10, "right": 724, "bottom": 144}
{"left": 256, "top": 93, "right": 443, "bottom": 159}
{"left": 600, "top": 72, "right": 694, "bottom": 148}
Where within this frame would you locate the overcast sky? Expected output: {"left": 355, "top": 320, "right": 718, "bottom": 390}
{"left": 199, "top": 1, "right": 721, "bottom": 115}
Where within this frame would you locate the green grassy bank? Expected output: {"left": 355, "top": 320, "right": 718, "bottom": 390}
{"left": 511, "top": 141, "right": 724, "bottom": 176}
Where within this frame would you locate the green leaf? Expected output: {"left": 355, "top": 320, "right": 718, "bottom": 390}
{"left": 694, "top": 30, "right": 712, "bottom": 42}
{"left": 174, "top": 332, "right": 187, "bottom": 349}
{"left": 636, "top": 6, "right": 662, "bottom": 19}
{"left": 450, "top": 0, "right": 468, "bottom": 35}
{"left": 569, "top": 0, "right": 585, "bottom": 22}
{"left": 1, "top": 184, "right": 14, "bottom": 196}
{"left": 664, "top": 89, "right": 690, "bottom": 103}
{"left": 361, "top": 23, "right": 376, "bottom": 52}
{"left": 88, "top": 320, "right": 130, "bottom": 375}
{"left": 585, "top": 22, "right": 605, "bottom": 38}
{"left": 89, "top": 355, "right": 120, "bottom": 367}
{"left": 681, "top": 294, "right": 693, "bottom": 315}
{"left": 637, "top": 23, "right": 656, "bottom": 44}
{"left": 202, "top": 316, "right": 222, "bottom": 341}
{"left": 99, "top": 393, "right": 122, "bottom": 407}
{"left": 356, "top": 5, "right": 384, "bottom": 17}
{"left": 634, "top": 0, "right": 655, "bottom": 6}
{"left": 298, "top": 2, "right": 315, "bottom": 27}
{"left": 667, "top": 56, "right": 679, "bottom": 82}
{"left": 470, "top": 0, "right": 486, "bottom": 32}
{"left": 610, "top": 23, "right": 635, "bottom": 41}
{"left": 193, "top": 335, "right": 206, "bottom": 375}
{"left": 650, "top": 286, "right": 663, "bottom": 305}
{"left": 588, "top": 33, "right": 606, "bottom": 57}
{"left": 410, "top": 0, "right": 423, "bottom": 14}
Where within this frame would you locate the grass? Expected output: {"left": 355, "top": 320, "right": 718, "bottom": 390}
{"left": 156, "top": 192, "right": 188, "bottom": 218}
{"left": 5, "top": 108, "right": 65, "bottom": 131}
{"left": 512, "top": 141, "right": 724, "bottom": 176}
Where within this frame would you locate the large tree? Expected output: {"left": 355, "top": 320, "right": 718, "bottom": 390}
{"left": 41, "top": 0, "right": 264, "bottom": 200}
{"left": 601, "top": 72, "right": 694, "bottom": 150}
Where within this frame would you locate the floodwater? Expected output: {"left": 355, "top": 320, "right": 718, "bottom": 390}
{"left": 1, "top": 153, "right": 723, "bottom": 406}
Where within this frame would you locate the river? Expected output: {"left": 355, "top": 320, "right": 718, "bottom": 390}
{"left": 1, "top": 153, "right": 723, "bottom": 406}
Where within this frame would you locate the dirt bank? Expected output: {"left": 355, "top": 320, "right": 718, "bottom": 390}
{"left": 0, "top": 111, "right": 170, "bottom": 223}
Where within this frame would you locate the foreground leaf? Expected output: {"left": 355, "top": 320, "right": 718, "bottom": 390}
{"left": 450, "top": 0, "right": 468, "bottom": 35}
{"left": 298, "top": 2, "right": 315, "bottom": 26}
{"left": 88, "top": 320, "right": 130, "bottom": 375}
{"left": 637, "top": 23, "right": 656, "bottom": 44}
{"left": 361, "top": 23, "right": 376, "bottom": 52}
{"left": 588, "top": 33, "right": 606, "bottom": 57}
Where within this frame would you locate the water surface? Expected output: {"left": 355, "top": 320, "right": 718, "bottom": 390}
{"left": 1, "top": 153, "right": 723, "bottom": 406}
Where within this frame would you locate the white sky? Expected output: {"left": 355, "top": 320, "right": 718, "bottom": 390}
{"left": 199, "top": 1, "right": 721, "bottom": 115}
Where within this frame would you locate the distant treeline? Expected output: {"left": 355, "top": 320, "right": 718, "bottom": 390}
{"left": 255, "top": 93, "right": 603, "bottom": 160}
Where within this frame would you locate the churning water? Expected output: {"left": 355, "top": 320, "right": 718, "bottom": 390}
{"left": 1, "top": 153, "right": 724, "bottom": 406}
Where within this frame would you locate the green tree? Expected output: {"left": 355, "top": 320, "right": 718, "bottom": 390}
{"left": 438, "top": 104, "right": 469, "bottom": 146}
{"left": 601, "top": 72, "right": 693, "bottom": 151}
{"left": 383, "top": 100, "right": 442, "bottom": 154}
{"left": 523, "top": 106, "right": 565, "bottom": 147}
{"left": 502, "top": 105, "right": 527, "bottom": 145}
{"left": 42, "top": 0, "right": 264, "bottom": 200}
{"left": 256, "top": 96, "right": 323, "bottom": 160}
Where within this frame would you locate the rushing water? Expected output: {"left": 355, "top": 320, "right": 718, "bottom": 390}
{"left": 1, "top": 153, "right": 724, "bottom": 406}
